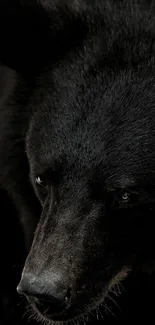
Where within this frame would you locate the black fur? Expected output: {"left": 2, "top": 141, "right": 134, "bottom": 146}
{"left": 1, "top": 0, "right": 155, "bottom": 324}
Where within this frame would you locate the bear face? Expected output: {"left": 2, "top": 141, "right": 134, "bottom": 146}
{"left": 18, "top": 9, "right": 155, "bottom": 325}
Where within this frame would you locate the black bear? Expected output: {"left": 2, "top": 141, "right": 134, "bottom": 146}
{"left": 1, "top": 0, "right": 155, "bottom": 324}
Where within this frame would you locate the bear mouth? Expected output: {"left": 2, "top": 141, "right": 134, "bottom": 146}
{"left": 27, "top": 268, "right": 130, "bottom": 325}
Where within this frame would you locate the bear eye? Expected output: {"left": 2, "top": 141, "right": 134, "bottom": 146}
{"left": 107, "top": 188, "right": 140, "bottom": 211}
{"left": 108, "top": 191, "right": 133, "bottom": 210}
{"left": 36, "top": 176, "right": 47, "bottom": 188}
{"left": 121, "top": 192, "right": 130, "bottom": 202}
{"left": 113, "top": 191, "right": 139, "bottom": 209}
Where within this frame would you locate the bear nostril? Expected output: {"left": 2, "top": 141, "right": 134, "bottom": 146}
{"left": 31, "top": 289, "right": 71, "bottom": 316}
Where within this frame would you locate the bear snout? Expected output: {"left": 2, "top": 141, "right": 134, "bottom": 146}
{"left": 17, "top": 271, "right": 72, "bottom": 318}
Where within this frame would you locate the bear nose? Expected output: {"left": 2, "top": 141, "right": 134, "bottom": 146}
{"left": 17, "top": 273, "right": 71, "bottom": 316}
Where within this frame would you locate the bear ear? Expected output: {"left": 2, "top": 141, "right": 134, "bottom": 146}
{"left": 0, "top": 0, "right": 83, "bottom": 78}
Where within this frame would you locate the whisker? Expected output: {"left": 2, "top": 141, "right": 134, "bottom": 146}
{"left": 106, "top": 293, "right": 121, "bottom": 311}
{"left": 96, "top": 309, "right": 99, "bottom": 321}
{"left": 98, "top": 307, "right": 104, "bottom": 319}
{"left": 100, "top": 302, "right": 115, "bottom": 317}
